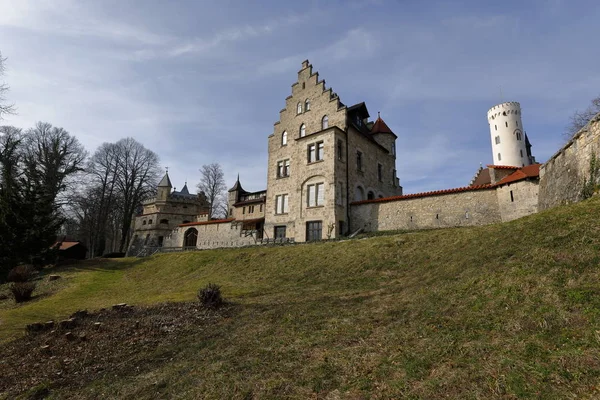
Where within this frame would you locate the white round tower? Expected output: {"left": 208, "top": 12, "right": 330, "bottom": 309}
{"left": 487, "top": 101, "right": 530, "bottom": 167}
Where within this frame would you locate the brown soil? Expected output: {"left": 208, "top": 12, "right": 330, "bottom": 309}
{"left": 0, "top": 302, "right": 234, "bottom": 399}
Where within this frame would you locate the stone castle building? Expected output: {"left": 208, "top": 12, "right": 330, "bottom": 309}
{"left": 126, "top": 59, "right": 600, "bottom": 255}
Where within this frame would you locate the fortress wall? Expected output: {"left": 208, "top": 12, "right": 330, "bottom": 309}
{"left": 496, "top": 180, "right": 539, "bottom": 222}
{"left": 350, "top": 188, "right": 501, "bottom": 233}
{"left": 165, "top": 222, "right": 258, "bottom": 250}
{"left": 539, "top": 114, "right": 600, "bottom": 210}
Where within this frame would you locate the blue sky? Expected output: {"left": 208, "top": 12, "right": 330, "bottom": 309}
{"left": 1, "top": 0, "right": 599, "bottom": 194}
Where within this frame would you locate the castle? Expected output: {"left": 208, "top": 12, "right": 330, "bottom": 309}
{"left": 127, "top": 60, "right": 600, "bottom": 255}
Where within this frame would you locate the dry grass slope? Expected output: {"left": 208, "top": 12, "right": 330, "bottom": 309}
{"left": 2, "top": 196, "right": 600, "bottom": 398}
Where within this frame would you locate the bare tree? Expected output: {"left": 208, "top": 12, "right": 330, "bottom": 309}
{"left": 197, "top": 163, "right": 226, "bottom": 219}
{"left": 0, "top": 52, "right": 16, "bottom": 120}
{"left": 113, "top": 138, "right": 161, "bottom": 252}
{"left": 565, "top": 95, "right": 600, "bottom": 139}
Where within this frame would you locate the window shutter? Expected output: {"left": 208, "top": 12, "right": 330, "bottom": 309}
{"left": 276, "top": 196, "right": 282, "bottom": 214}
{"left": 283, "top": 194, "right": 289, "bottom": 213}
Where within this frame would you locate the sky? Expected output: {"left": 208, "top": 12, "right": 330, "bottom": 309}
{"left": 0, "top": 0, "right": 599, "bottom": 195}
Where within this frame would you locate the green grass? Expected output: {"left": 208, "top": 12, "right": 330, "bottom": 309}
{"left": 3, "top": 197, "right": 600, "bottom": 398}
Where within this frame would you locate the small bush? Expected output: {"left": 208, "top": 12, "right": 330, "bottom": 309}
{"left": 198, "top": 283, "right": 223, "bottom": 309}
{"left": 7, "top": 265, "right": 36, "bottom": 283}
{"left": 11, "top": 282, "right": 36, "bottom": 303}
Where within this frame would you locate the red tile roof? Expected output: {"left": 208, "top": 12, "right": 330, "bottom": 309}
{"left": 54, "top": 241, "right": 81, "bottom": 250}
{"left": 352, "top": 164, "right": 541, "bottom": 206}
{"left": 178, "top": 218, "right": 235, "bottom": 227}
{"left": 487, "top": 164, "right": 521, "bottom": 169}
{"left": 351, "top": 184, "right": 494, "bottom": 205}
{"left": 370, "top": 116, "right": 395, "bottom": 135}
{"left": 495, "top": 164, "right": 540, "bottom": 186}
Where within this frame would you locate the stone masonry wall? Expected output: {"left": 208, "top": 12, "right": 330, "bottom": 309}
{"left": 539, "top": 114, "right": 600, "bottom": 209}
{"left": 350, "top": 188, "right": 501, "bottom": 233}
{"left": 164, "top": 221, "right": 258, "bottom": 250}
{"left": 496, "top": 180, "right": 539, "bottom": 222}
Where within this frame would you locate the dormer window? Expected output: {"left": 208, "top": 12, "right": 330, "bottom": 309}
{"left": 300, "top": 123, "right": 306, "bottom": 137}
{"left": 305, "top": 99, "right": 310, "bottom": 111}
{"left": 282, "top": 131, "right": 288, "bottom": 146}
{"left": 297, "top": 102, "right": 302, "bottom": 114}
{"left": 322, "top": 115, "right": 329, "bottom": 130}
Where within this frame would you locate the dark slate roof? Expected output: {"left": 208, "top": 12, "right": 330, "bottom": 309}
{"left": 158, "top": 172, "right": 172, "bottom": 188}
{"left": 228, "top": 175, "right": 246, "bottom": 193}
{"left": 180, "top": 183, "right": 190, "bottom": 195}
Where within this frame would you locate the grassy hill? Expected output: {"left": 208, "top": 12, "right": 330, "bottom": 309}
{"left": 2, "top": 197, "right": 600, "bottom": 398}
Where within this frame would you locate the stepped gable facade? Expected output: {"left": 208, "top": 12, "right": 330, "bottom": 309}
{"left": 126, "top": 59, "right": 597, "bottom": 255}
{"left": 264, "top": 60, "right": 402, "bottom": 241}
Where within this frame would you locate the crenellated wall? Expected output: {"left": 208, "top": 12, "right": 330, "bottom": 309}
{"left": 538, "top": 114, "right": 600, "bottom": 210}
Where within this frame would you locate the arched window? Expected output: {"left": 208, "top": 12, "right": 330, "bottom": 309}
{"left": 282, "top": 131, "right": 288, "bottom": 146}
{"left": 184, "top": 228, "right": 198, "bottom": 248}
{"left": 148, "top": 219, "right": 153, "bottom": 224}
{"left": 142, "top": 220, "right": 147, "bottom": 225}
{"left": 367, "top": 191, "right": 375, "bottom": 200}
{"left": 355, "top": 186, "right": 365, "bottom": 201}
{"left": 322, "top": 115, "right": 329, "bottom": 130}
{"left": 297, "top": 102, "right": 302, "bottom": 114}
{"left": 300, "top": 123, "right": 306, "bottom": 137}
{"left": 305, "top": 99, "right": 310, "bottom": 111}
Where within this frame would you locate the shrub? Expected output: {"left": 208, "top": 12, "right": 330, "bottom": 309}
{"left": 7, "top": 264, "right": 36, "bottom": 283}
{"left": 11, "top": 282, "right": 36, "bottom": 303}
{"left": 198, "top": 283, "right": 223, "bottom": 309}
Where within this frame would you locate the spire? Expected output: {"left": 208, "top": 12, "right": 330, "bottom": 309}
{"left": 180, "top": 181, "right": 190, "bottom": 195}
{"left": 158, "top": 171, "right": 172, "bottom": 188}
{"left": 228, "top": 174, "right": 244, "bottom": 192}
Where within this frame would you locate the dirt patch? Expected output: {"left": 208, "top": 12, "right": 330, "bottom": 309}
{"left": 0, "top": 302, "right": 234, "bottom": 398}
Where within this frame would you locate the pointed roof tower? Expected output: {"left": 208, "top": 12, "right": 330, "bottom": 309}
{"left": 370, "top": 112, "right": 397, "bottom": 138}
{"left": 228, "top": 174, "right": 245, "bottom": 193}
{"left": 158, "top": 171, "right": 172, "bottom": 188}
{"left": 180, "top": 181, "right": 190, "bottom": 195}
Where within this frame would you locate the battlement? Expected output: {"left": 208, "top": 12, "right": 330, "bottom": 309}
{"left": 487, "top": 101, "right": 522, "bottom": 122}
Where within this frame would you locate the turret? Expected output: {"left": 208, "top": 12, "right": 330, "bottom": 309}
{"left": 157, "top": 171, "right": 172, "bottom": 202}
{"left": 487, "top": 102, "right": 532, "bottom": 167}
{"left": 227, "top": 174, "right": 245, "bottom": 217}
{"left": 370, "top": 112, "right": 398, "bottom": 158}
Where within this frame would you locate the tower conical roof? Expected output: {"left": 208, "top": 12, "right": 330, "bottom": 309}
{"left": 370, "top": 113, "right": 396, "bottom": 136}
{"left": 158, "top": 172, "right": 172, "bottom": 188}
{"left": 180, "top": 182, "right": 190, "bottom": 195}
{"left": 228, "top": 174, "right": 245, "bottom": 193}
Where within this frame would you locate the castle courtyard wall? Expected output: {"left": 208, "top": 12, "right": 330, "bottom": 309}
{"left": 165, "top": 221, "right": 258, "bottom": 250}
{"left": 350, "top": 188, "right": 501, "bottom": 233}
{"left": 496, "top": 180, "right": 539, "bottom": 222}
{"left": 538, "top": 114, "right": 600, "bottom": 209}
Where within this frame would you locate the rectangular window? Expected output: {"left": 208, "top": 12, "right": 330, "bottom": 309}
{"left": 338, "top": 221, "right": 344, "bottom": 236}
{"left": 510, "top": 190, "right": 514, "bottom": 202}
{"left": 392, "top": 142, "right": 396, "bottom": 156}
{"left": 307, "top": 183, "right": 324, "bottom": 207}
{"left": 277, "top": 159, "right": 290, "bottom": 178}
{"left": 274, "top": 226, "right": 286, "bottom": 239}
{"left": 495, "top": 136, "right": 501, "bottom": 144}
{"left": 393, "top": 169, "right": 397, "bottom": 186}
{"left": 308, "top": 141, "right": 324, "bottom": 163}
{"left": 520, "top": 149, "right": 523, "bottom": 157}
{"left": 356, "top": 151, "right": 363, "bottom": 171}
{"left": 306, "top": 221, "right": 323, "bottom": 241}
{"left": 498, "top": 153, "right": 502, "bottom": 161}
{"left": 337, "top": 139, "right": 343, "bottom": 161}
{"left": 259, "top": 204, "right": 263, "bottom": 212}
{"left": 275, "top": 194, "right": 289, "bottom": 214}
{"left": 243, "top": 206, "right": 246, "bottom": 215}
{"left": 249, "top": 205, "right": 255, "bottom": 213}
{"left": 378, "top": 163, "right": 383, "bottom": 182}
{"left": 336, "top": 182, "right": 343, "bottom": 205}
